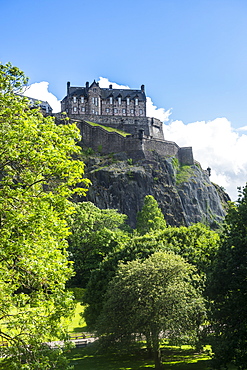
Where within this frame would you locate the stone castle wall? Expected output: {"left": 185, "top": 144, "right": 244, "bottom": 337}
{"left": 68, "top": 114, "right": 164, "bottom": 140}
{"left": 54, "top": 114, "right": 194, "bottom": 166}
{"left": 77, "top": 119, "right": 193, "bottom": 165}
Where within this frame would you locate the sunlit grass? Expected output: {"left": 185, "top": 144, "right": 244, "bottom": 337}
{"left": 67, "top": 342, "right": 213, "bottom": 370}
{"left": 85, "top": 121, "right": 131, "bottom": 137}
{"left": 63, "top": 301, "right": 87, "bottom": 334}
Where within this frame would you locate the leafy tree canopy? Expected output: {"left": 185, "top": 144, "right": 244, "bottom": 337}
{"left": 136, "top": 195, "right": 166, "bottom": 235}
{"left": 0, "top": 62, "right": 89, "bottom": 369}
{"left": 84, "top": 222, "right": 218, "bottom": 329}
{"left": 67, "top": 201, "right": 129, "bottom": 287}
{"left": 96, "top": 252, "right": 205, "bottom": 370}
{"left": 209, "top": 186, "right": 247, "bottom": 369}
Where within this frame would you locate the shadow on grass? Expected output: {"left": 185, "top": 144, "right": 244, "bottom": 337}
{"left": 67, "top": 342, "right": 212, "bottom": 370}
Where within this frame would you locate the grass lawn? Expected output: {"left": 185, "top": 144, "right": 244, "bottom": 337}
{"left": 65, "top": 302, "right": 213, "bottom": 369}
{"left": 67, "top": 301, "right": 87, "bottom": 333}
{"left": 67, "top": 342, "right": 213, "bottom": 370}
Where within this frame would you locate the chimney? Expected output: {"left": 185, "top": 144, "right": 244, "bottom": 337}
{"left": 67, "top": 81, "right": 70, "bottom": 95}
{"left": 141, "top": 84, "right": 145, "bottom": 92}
{"left": 86, "top": 81, "right": 89, "bottom": 89}
{"left": 109, "top": 84, "right": 112, "bottom": 89}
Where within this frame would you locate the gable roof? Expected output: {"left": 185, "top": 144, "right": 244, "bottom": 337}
{"left": 65, "top": 82, "right": 146, "bottom": 101}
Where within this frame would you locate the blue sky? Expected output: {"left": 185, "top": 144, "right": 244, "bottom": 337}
{"left": 1, "top": 0, "right": 247, "bottom": 199}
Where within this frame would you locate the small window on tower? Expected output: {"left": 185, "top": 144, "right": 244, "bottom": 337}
{"left": 118, "top": 97, "right": 121, "bottom": 105}
{"left": 135, "top": 98, "right": 138, "bottom": 106}
{"left": 127, "top": 97, "right": 130, "bottom": 105}
{"left": 81, "top": 97, "right": 84, "bottom": 103}
{"left": 109, "top": 97, "right": 113, "bottom": 104}
{"left": 73, "top": 96, "right": 76, "bottom": 103}
{"left": 73, "top": 107, "right": 77, "bottom": 112}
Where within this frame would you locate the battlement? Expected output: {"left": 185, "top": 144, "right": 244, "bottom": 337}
{"left": 55, "top": 114, "right": 194, "bottom": 166}
{"left": 67, "top": 113, "right": 164, "bottom": 140}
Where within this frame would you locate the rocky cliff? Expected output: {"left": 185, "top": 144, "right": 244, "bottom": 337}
{"left": 82, "top": 151, "right": 230, "bottom": 229}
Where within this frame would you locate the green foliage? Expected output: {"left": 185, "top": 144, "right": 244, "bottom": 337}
{"left": 172, "top": 156, "right": 180, "bottom": 170}
{"left": 83, "top": 223, "right": 219, "bottom": 331}
{"left": 96, "top": 252, "right": 205, "bottom": 369}
{"left": 176, "top": 165, "right": 194, "bottom": 185}
{"left": 0, "top": 62, "right": 89, "bottom": 369}
{"left": 158, "top": 223, "right": 220, "bottom": 277}
{"left": 136, "top": 195, "right": 167, "bottom": 235}
{"left": 171, "top": 157, "right": 194, "bottom": 185}
{"left": 68, "top": 202, "right": 128, "bottom": 287}
{"left": 0, "top": 342, "right": 74, "bottom": 370}
{"left": 208, "top": 185, "right": 247, "bottom": 369}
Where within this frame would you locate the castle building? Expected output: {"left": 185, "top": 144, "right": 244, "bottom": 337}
{"left": 61, "top": 80, "right": 146, "bottom": 117}
{"left": 58, "top": 79, "right": 194, "bottom": 166}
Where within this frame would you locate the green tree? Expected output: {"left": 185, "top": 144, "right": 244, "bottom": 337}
{"left": 96, "top": 252, "right": 205, "bottom": 370}
{"left": 84, "top": 223, "right": 219, "bottom": 329}
{"left": 209, "top": 186, "right": 247, "bottom": 369}
{"left": 68, "top": 201, "right": 128, "bottom": 287}
{"left": 136, "top": 195, "right": 166, "bottom": 235}
{"left": 0, "top": 63, "right": 89, "bottom": 369}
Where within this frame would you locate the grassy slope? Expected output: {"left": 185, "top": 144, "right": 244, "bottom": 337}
{"left": 85, "top": 121, "right": 131, "bottom": 137}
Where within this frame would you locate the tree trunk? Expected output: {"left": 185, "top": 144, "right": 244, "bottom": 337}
{"left": 144, "top": 331, "right": 153, "bottom": 358}
{"left": 151, "top": 331, "right": 162, "bottom": 370}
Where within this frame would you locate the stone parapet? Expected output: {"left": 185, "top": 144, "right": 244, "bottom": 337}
{"left": 54, "top": 115, "right": 194, "bottom": 166}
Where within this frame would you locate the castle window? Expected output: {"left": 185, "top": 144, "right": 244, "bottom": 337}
{"left": 114, "top": 108, "right": 118, "bottom": 114}
{"left": 92, "top": 109, "right": 95, "bottom": 114}
{"left": 109, "top": 97, "right": 113, "bottom": 104}
{"left": 135, "top": 98, "right": 138, "bottom": 106}
{"left": 127, "top": 97, "right": 130, "bottom": 105}
{"left": 139, "top": 109, "right": 143, "bottom": 115}
{"left": 118, "top": 97, "right": 121, "bottom": 105}
{"left": 130, "top": 109, "right": 134, "bottom": 114}
{"left": 92, "top": 97, "right": 98, "bottom": 106}
{"left": 122, "top": 109, "right": 126, "bottom": 114}
{"left": 73, "top": 96, "right": 76, "bottom": 103}
{"left": 81, "top": 96, "right": 84, "bottom": 103}
{"left": 81, "top": 107, "right": 85, "bottom": 112}
{"left": 73, "top": 107, "right": 77, "bottom": 112}
{"left": 106, "top": 108, "right": 109, "bottom": 113}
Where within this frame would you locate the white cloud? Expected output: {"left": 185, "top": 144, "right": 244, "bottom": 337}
{"left": 146, "top": 97, "right": 171, "bottom": 122}
{"left": 98, "top": 77, "right": 171, "bottom": 122}
{"left": 98, "top": 77, "right": 130, "bottom": 90}
{"left": 22, "top": 82, "right": 61, "bottom": 113}
{"left": 163, "top": 117, "right": 247, "bottom": 200}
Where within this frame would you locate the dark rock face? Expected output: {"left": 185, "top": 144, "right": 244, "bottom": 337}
{"left": 83, "top": 153, "right": 229, "bottom": 229}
